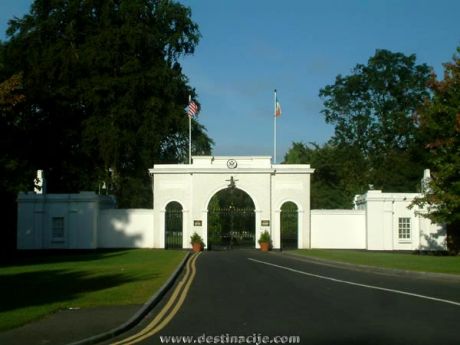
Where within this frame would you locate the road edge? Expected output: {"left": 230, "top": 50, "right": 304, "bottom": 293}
{"left": 67, "top": 251, "right": 192, "bottom": 345}
{"left": 273, "top": 250, "right": 460, "bottom": 282}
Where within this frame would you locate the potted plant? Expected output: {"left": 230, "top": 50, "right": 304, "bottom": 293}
{"left": 258, "top": 230, "right": 271, "bottom": 252}
{"left": 190, "top": 232, "right": 205, "bottom": 252}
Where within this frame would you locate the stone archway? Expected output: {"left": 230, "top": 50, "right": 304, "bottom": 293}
{"left": 207, "top": 185, "right": 256, "bottom": 250}
{"left": 149, "top": 156, "right": 314, "bottom": 249}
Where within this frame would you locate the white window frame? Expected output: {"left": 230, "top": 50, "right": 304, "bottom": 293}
{"left": 52, "top": 217, "right": 65, "bottom": 243}
{"left": 398, "top": 217, "right": 411, "bottom": 242}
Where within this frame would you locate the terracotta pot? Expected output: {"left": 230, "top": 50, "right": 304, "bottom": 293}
{"left": 259, "top": 242, "right": 270, "bottom": 252}
{"left": 192, "top": 242, "right": 203, "bottom": 252}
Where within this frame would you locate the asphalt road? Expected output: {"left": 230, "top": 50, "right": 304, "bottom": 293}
{"left": 111, "top": 250, "right": 460, "bottom": 345}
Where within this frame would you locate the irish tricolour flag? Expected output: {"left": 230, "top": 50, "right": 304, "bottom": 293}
{"left": 275, "top": 94, "right": 281, "bottom": 117}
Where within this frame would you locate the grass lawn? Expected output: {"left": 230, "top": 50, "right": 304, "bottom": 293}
{"left": 292, "top": 249, "right": 460, "bottom": 275}
{"left": 0, "top": 249, "right": 186, "bottom": 331}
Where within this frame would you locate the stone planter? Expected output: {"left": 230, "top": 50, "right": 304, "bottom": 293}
{"left": 259, "top": 242, "right": 270, "bottom": 252}
{"left": 192, "top": 242, "right": 203, "bottom": 252}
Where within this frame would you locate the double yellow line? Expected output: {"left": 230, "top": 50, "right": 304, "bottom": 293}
{"left": 112, "top": 252, "right": 201, "bottom": 345}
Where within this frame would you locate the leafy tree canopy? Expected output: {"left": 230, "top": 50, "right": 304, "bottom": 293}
{"left": 413, "top": 48, "right": 460, "bottom": 229}
{"left": 284, "top": 142, "right": 367, "bottom": 209}
{"left": 0, "top": 0, "right": 213, "bottom": 209}
{"left": 319, "top": 49, "right": 431, "bottom": 192}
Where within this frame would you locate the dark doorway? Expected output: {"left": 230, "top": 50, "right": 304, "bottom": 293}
{"left": 165, "top": 201, "right": 183, "bottom": 249}
{"left": 207, "top": 186, "right": 255, "bottom": 250}
{"left": 280, "top": 201, "right": 298, "bottom": 249}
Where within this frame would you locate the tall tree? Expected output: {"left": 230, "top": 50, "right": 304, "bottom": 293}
{"left": 0, "top": 0, "right": 213, "bottom": 252}
{"left": 319, "top": 49, "right": 431, "bottom": 191}
{"left": 412, "top": 48, "right": 460, "bottom": 252}
{"left": 0, "top": 68, "right": 30, "bottom": 256}
{"left": 284, "top": 142, "right": 368, "bottom": 209}
{"left": 1, "top": 0, "right": 212, "bottom": 207}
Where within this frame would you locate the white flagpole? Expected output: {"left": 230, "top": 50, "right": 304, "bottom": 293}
{"left": 188, "top": 95, "right": 192, "bottom": 165}
{"left": 273, "top": 89, "right": 277, "bottom": 164}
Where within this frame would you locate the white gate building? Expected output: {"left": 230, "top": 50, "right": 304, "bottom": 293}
{"left": 150, "top": 156, "right": 314, "bottom": 249}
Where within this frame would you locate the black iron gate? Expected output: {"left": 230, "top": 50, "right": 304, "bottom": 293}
{"left": 281, "top": 203, "right": 298, "bottom": 249}
{"left": 208, "top": 207, "right": 255, "bottom": 250}
{"left": 165, "top": 203, "right": 183, "bottom": 249}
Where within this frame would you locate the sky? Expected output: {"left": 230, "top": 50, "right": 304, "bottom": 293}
{"left": 1, "top": 0, "right": 460, "bottom": 161}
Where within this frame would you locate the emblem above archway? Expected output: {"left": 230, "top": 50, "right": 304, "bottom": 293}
{"left": 227, "top": 159, "right": 237, "bottom": 169}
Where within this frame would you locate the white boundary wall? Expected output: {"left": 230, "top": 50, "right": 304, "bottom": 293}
{"left": 98, "top": 209, "right": 153, "bottom": 248}
{"left": 311, "top": 210, "right": 366, "bottom": 249}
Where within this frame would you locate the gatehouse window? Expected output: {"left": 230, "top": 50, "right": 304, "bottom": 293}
{"left": 398, "top": 217, "right": 411, "bottom": 240}
{"left": 52, "top": 217, "right": 65, "bottom": 242}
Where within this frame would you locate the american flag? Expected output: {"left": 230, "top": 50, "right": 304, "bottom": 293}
{"left": 187, "top": 100, "right": 198, "bottom": 118}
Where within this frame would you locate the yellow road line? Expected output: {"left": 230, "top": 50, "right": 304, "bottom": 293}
{"left": 127, "top": 253, "right": 199, "bottom": 344}
{"left": 112, "top": 252, "right": 200, "bottom": 345}
{"left": 112, "top": 253, "right": 197, "bottom": 345}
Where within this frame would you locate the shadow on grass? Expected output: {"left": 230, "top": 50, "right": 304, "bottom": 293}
{"left": 0, "top": 249, "right": 133, "bottom": 268}
{"left": 0, "top": 268, "right": 150, "bottom": 312}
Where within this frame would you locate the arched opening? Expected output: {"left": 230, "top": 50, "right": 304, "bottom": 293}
{"left": 207, "top": 184, "right": 255, "bottom": 250}
{"left": 165, "top": 201, "right": 183, "bottom": 249}
{"left": 280, "top": 201, "right": 298, "bottom": 249}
